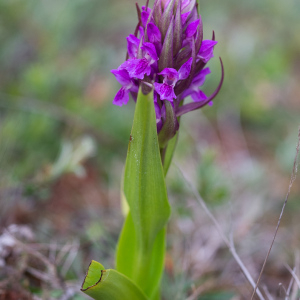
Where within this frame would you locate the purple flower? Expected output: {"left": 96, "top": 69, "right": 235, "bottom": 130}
{"left": 197, "top": 40, "right": 218, "bottom": 63}
{"left": 121, "top": 42, "right": 158, "bottom": 79}
{"left": 154, "top": 57, "right": 193, "bottom": 102}
{"left": 181, "top": 68, "right": 211, "bottom": 102}
{"left": 126, "top": 34, "right": 140, "bottom": 59}
{"left": 111, "top": 68, "right": 138, "bottom": 106}
{"left": 111, "top": 0, "right": 224, "bottom": 145}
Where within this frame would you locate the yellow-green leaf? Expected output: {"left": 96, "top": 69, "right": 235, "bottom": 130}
{"left": 81, "top": 260, "right": 149, "bottom": 300}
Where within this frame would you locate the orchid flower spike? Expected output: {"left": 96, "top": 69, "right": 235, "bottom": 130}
{"left": 111, "top": 0, "right": 224, "bottom": 146}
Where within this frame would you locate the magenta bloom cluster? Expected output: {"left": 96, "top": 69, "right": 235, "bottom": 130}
{"left": 111, "top": 0, "right": 223, "bottom": 133}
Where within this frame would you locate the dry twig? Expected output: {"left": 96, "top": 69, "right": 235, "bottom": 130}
{"left": 176, "top": 165, "right": 265, "bottom": 300}
{"left": 284, "top": 264, "right": 300, "bottom": 290}
{"left": 250, "top": 127, "right": 300, "bottom": 300}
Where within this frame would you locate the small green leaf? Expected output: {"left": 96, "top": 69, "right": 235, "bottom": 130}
{"left": 81, "top": 261, "right": 149, "bottom": 300}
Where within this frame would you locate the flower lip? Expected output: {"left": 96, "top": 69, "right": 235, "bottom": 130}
{"left": 154, "top": 82, "right": 177, "bottom": 102}
{"left": 158, "top": 68, "right": 179, "bottom": 86}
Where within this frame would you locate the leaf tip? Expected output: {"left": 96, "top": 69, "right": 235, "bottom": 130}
{"left": 81, "top": 260, "right": 105, "bottom": 291}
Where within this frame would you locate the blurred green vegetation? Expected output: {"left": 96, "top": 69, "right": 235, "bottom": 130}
{"left": 0, "top": 0, "right": 300, "bottom": 299}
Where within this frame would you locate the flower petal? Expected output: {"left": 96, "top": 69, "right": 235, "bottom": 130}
{"left": 181, "top": 12, "right": 190, "bottom": 25}
{"left": 178, "top": 57, "right": 193, "bottom": 80}
{"left": 126, "top": 34, "right": 140, "bottom": 58}
{"left": 192, "top": 67, "right": 211, "bottom": 86}
{"left": 198, "top": 40, "right": 218, "bottom": 63}
{"left": 176, "top": 57, "right": 224, "bottom": 116}
{"left": 141, "top": 42, "right": 159, "bottom": 61}
{"left": 113, "top": 87, "right": 130, "bottom": 106}
{"left": 111, "top": 68, "right": 132, "bottom": 87}
{"left": 147, "top": 22, "right": 161, "bottom": 44}
{"left": 141, "top": 6, "right": 151, "bottom": 27}
{"left": 191, "top": 90, "right": 207, "bottom": 102}
{"left": 185, "top": 19, "right": 200, "bottom": 38}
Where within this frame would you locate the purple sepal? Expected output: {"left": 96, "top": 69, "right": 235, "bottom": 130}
{"left": 111, "top": 68, "right": 139, "bottom": 106}
{"left": 192, "top": 67, "right": 211, "bottom": 86}
{"left": 147, "top": 22, "right": 162, "bottom": 54}
{"left": 181, "top": 12, "right": 190, "bottom": 25}
{"left": 141, "top": 6, "right": 151, "bottom": 27}
{"left": 190, "top": 90, "right": 208, "bottom": 102}
{"left": 197, "top": 40, "right": 218, "bottom": 63}
{"left": 147, "top": 22, "right": 161, "bottom": 44}
{"left": 111, "top": 68, "right": 133, "bottom": 86}
{"left": 180, "top": 67, "right": 210, "bottom": 99}
{"left": 141, "top": 42, "right": 158, "bottom": 61}
{"left": 178, "top": 57, "right": 193, "bottom": 80}
{"left": 185, "top": 19, "right": 200, "bottom": 38}
{"left": 154, "top": 82, "right": 177, "bottom": 102}
{"left": 176, "top": 58, "right": 224, "bottom": 116}
{"left": 126, "top": 34, "right": 140, "bottom": 58}
{"left": 113, "top": 87, "right": 130, "bottom": 106}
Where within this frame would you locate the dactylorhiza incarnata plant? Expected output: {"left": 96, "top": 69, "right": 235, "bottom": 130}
{"left": 81, "top": 1, "right": 223, "bottom": 300}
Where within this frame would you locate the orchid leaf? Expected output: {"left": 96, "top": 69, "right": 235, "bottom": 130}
{"left": 81, "top": 260, "right": 149, "bottom": 300}
{"left": 116, "top": 88, "right": 170, "bottom": 299}
{"left": 123, "top": 89, "right": 170, "bottom": 251}
{"left": 116, "top": 212, "right": 166, "bottom": 299}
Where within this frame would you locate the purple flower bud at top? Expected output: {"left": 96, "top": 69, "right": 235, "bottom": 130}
{"left": 111, "top": 0, "right": 224, "bottom": 142}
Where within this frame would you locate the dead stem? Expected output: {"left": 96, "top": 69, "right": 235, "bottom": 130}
{"left": 250, "top": 127, "right": 300, "bottom": 300}
{"left": 176, "top": 164, "right": 265, "bottom": 300}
